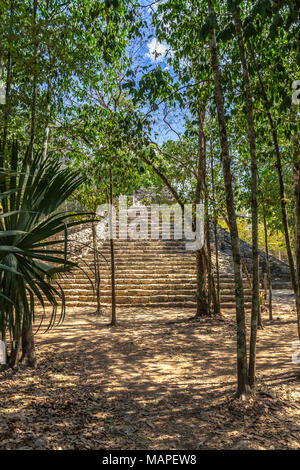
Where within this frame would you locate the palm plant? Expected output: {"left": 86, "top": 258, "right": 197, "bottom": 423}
{"left": 0, "top": 142, "right": 92, "bottom": 368}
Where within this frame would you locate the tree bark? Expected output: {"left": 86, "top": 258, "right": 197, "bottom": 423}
{"left": 262, "top": 196, "right": 273, "bottom": 321}
{"left": 194, "top": 106, "right": 209, "bottom": 316}
{"left": 8, "top": 304, "right": 21, "bottom": 369}
{"left": 205, "top": 214, "right": 218, "bottom": 314}
{"left": 29, "top": 0, "right": 38, "bottom": 164}
{"left": 1, "top": 0, "right": 14, "bottom": 161}
{"left": 233, "top": 11, "right": 259, "bottom": 389}
{"left": 8, "top": 337, "right": 20, "bottom": 369}
{"left": 195, "top": 248, "right": 208, "bottom": 316}
{"left": 210, "top": 114, "right": 220, "bottom": 314}
{"left": 20, "top": 321, "right": 36, "bottom": 367}
{"left": 292, "top": 103, "right": 300, "bottom": 338}
{"left": 92, "top": 221, "right": 101, "bottom": 315}
{"left": 109, "top": 169, "right": 117, "bottom": 326}
{"left": 208, "top": 0, "right": 249, "bottom": 397}
{"left": 41, "top": 73, "right": 52, "bottom": 161}
{"left": 41, "top": 43, "right": 53, "bottom": 162}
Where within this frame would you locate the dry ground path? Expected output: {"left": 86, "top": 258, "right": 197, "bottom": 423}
{"left": 1, "top": 293, "right": 300, "bottom": 450}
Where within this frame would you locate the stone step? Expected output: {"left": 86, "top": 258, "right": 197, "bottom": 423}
{"left": 62, "top": 284, "right": 198, "bottom": 292}
{"left": 63, "top": 300, "right": 198, "bottom": 308}
{"left": 58, "top": 289, "right": 252, "bottom": 300}
{"left": 221, "top": 294, "right": 252, "bottom": 301}
{"left": 95, "top": 260, "right": 197, "bottom": 267}
{"left": 72, "top": 268, "right": 198, "bottom": 275}
{"left": 58, "top": 279, "right": 252, "bottom": 291}
{"left": 80, "top": 252, "right": 196, "bottom": 259}
{"left": 77, "top": 255, "right": 197, "bottom": 262}
{"left": 45, "top": 297, "right": 252, "bottom": 309}
{"left": 56, "top": 278, "right": 250, "bottom": 288}
{"left": 62, "top": 294, "right": 197, "bottom": 303}
{"left": 72, "top": 267, "right": 246, "bottom": 275}
{"left": 47, "top": 224, "right": 269, "bottom": 310}
{"left": 58, "top": 278, "right": 198, "bottom": 286}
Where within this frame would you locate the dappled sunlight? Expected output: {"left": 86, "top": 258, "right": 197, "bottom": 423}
{"left": 1, "top": 303, "right": 300, "bottom": 449}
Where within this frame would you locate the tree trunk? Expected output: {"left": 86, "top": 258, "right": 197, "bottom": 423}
{"left": 8, "top": 305, "right": 21, "bottom": 369}
{"left": 20, "top": 321, "right": 36, "bottom": 367}
{"left": 233, "top": 11, "right": 259, "bottom": 389}
{"left": 205, "top": 218, "right": 218, "bottom": 315}
{"left": 1, "top": 0, "right": 14, "bottom": 161}
{"left": 8, "top": 337, "right": 20, "bottom": 369}
{"left": 194, "top": 106, "right": 210, "bottom": 316}
{"left": 208, "top": 0, "right": 249, "bottom": 397}
{"left": 29, "top": 0, "right": 38, "bottom": 164}
{"left": 41, "top": 75, "right": 52, "bottom": 161}
{"left": 213, "top": 219, "right": 220, "bottom": 312}
{"left": 247, "top": 40, "right": 297, "bottom": 298}
{"left": 92, "top": 221, "right": 101, "bottom": 315}
{"left": 195, "top": 248, "right": 208, "bottom": 316}
{"left": 109, "top": 169, "right": 117, "bottom": 326}
{"left": 210, "top": 114, "right": 220, "bottom": 314}
{"left": 292, "top": 103, "right": 300, "bottom": 338}
{"left": 41, "top": 47, "right": 53, "bottom": 161}
{"left": 262, "top": 197, "right": 273, "bottom": 321}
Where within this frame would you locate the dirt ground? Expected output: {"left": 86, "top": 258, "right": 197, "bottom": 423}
{"left": 1, "top": 292, "right": 300, "bottom": 450}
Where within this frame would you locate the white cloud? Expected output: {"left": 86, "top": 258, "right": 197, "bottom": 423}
{"left": 145, "top": 37, "right": 172, "bottom": 62}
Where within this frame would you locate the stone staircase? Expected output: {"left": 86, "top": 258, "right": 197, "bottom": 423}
{"left": 46, "top": 190, "right": 291, "bottom": 310}
{"left": 55, "top": 233, "right": 253, "bottom": 310}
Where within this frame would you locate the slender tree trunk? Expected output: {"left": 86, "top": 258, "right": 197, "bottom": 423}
{"left": 22, "top": 0, "right": 38, "bottom": 360}
{"left": 1, "top": 1, "right": 14, "bottom": 160}
{"left": 258, "top": 304, "right": 263, "bottom": 329}
{"left": 292, "top": 103, "right": 300, "bottom": 338}
{"left": 210, "top": 115, "right": 220, "bottom": 314}
{"left": 247, "top": 40, "right": 297, "bottom": 298}
{"left": 8, "top": 337, "right": 20, "bottom": 368}
{"left": 8, "top": 305, "right": 21, "bottom": 369}
{"left": 196, "top": 249, "right": 208, "bottom": 316}
{"left": 195, "top": 106, "right": 209, "bottom": 317}
{"left": 256, "top": 257, "right": 263, "bottom": 329}
{"left": 20, "top": 321, "right": 36, "bottom": 367}
{"left": 203, "top": 148, "right": 217, "bottom": 315}
{"left": 205, "top": 215, "right": 218, "bottom": 314}
{"left": 92, "top": 221, "right": 101, "bottom": 315}
{"left": 41, "top": 75, "right": 52, "bottom": 161}
{"left": 41, "top": 47, "right": 53, "bottom": 161}
{"left": 208, "top": 0, "right": 249, "bottom": 397}
{"left": 205, "top": 216, "right": 212, "bottom": 312}
{"left": 233, "top": 12, "right": 259, "bottom": 389}
{"left": 2, "top": 53, "right": 11, "bottom": 158}
{"left": 262, "top": 197, "right": 273, "bottom": 321}
{"left": 29, "top": 0, "right": 38, "bottom": 164}
{"left": 213, "top": 219, "right": 220, "bottom": 311}
{"left": 109, "top": 169, "right": 117, "bottom": 326}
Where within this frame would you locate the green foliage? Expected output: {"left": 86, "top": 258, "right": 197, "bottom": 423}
{"left": 0, "top": 142, "right": 92, "bottom": 339}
